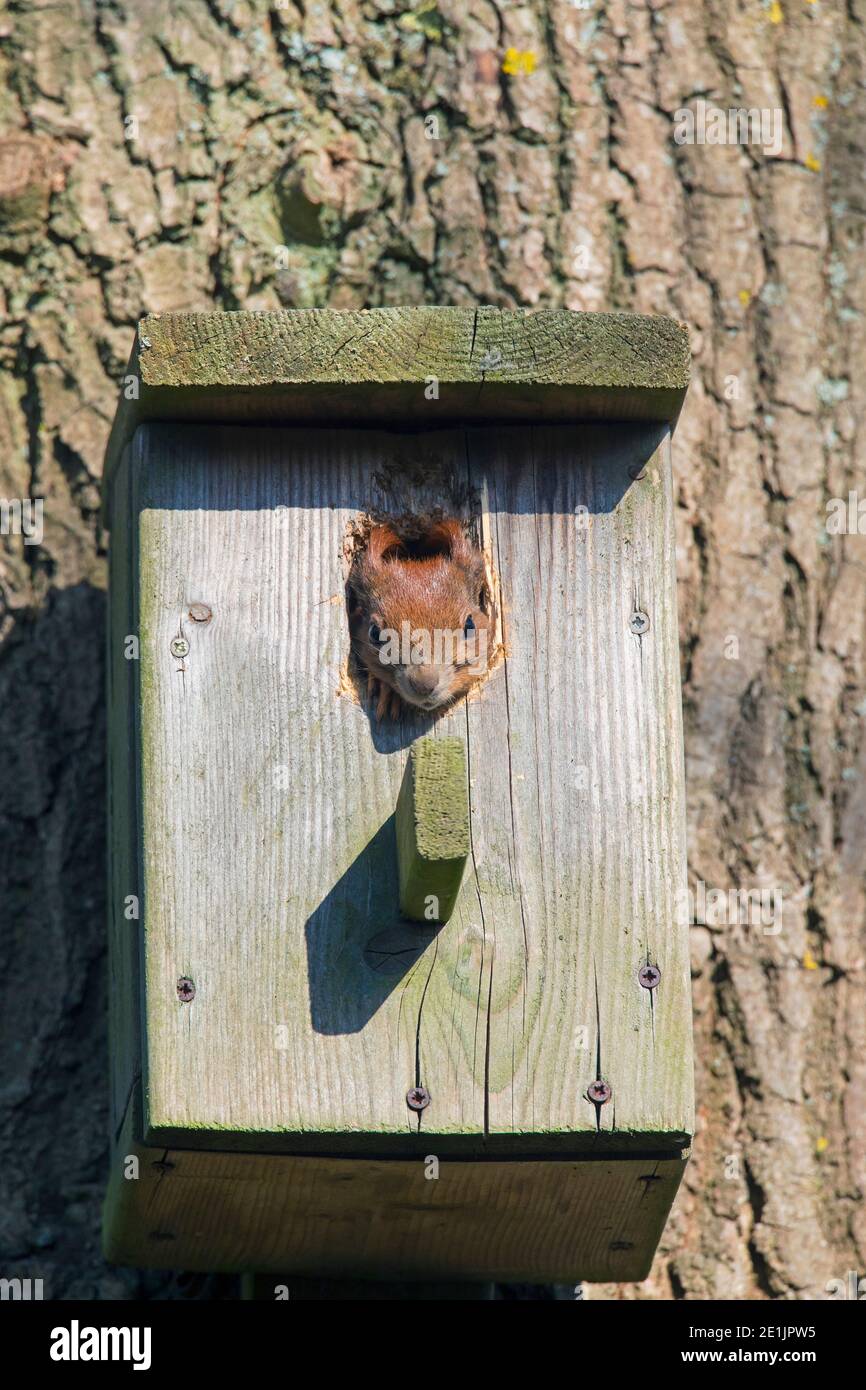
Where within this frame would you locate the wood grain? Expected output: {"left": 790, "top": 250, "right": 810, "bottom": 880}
{"left": 125, "top": 419, "right": 692, "bottom": 1153}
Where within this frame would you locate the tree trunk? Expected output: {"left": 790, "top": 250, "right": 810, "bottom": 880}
{"left": 1, "top": 0, "right": 863, "bottom": 1300}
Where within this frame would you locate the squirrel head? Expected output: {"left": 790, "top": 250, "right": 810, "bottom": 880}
{"left": 348, "top": 518, "right": 494, "bottom": 713}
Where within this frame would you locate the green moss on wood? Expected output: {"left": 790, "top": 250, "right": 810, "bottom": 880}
{"left": 397, "top": 736, "right": 469, "bottom": 924}
{"left": 412, "top": 739, "right": 470, "bottom": 859}
{"left": 135, "top": 307, "right": 689, "bottom": 391}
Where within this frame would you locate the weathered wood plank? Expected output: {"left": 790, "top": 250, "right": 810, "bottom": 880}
{"left": 102, "top": 308, "right": 690, "bottom": 518}
{"left": 104, "top": 1084, "right": 688, "bottom": 1282}
{"left": 460, "top": 424, "right": 693, "bottom": 1140}
{"left": 129, "top": 420, "right": 691, "bottom": 1154}
{"left": 396, "top": 737, "right": 469, "bottom": 924}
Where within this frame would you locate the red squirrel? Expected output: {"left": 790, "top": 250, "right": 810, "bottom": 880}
{"left": 347, "top": 517, "right": 494, "bottom": 720}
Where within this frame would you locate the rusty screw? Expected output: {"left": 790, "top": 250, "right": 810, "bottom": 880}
{"left": 177, "top": 976, "right": 195, "bottom": 1003}
{"left": 406, "top": 1086, "right": 431, "bottom": 1112}
{"left": 629, "top": 611, "right": 650, "bottom": 636}
{"left": 188, "top": 602, "right": 212, "bottom": 624}
{"left": 170, "top": 636, "right": 190, "bottom": 659}
{"left": 639, "top": 964, "right": 661, "bottom": 989}
{"left": 587, "top": 1079, "right": 612, "bottom": 1105}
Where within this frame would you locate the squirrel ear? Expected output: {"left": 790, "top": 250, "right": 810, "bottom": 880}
{"left": 365, "top": 523, "right": 406, "bottom": 564}
{"left": 425, "top": 518, "right": 473, "bottom": 565}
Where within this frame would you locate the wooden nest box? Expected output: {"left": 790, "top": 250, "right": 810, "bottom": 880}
{"left": 103, "top": 306, "right": 693, "bottom": 1285}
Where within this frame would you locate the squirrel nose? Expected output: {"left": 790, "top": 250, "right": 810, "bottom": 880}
{"left": 407, "top": 665, "right": 440, "bottom": 697}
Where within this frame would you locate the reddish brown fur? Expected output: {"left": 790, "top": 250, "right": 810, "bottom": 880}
{"left": 348, "top": 518, "right": 494, "bottom": 720}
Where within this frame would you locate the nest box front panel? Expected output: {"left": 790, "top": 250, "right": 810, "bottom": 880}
{"left": 127, "top": 419, "right": 691, "bottom": 1153}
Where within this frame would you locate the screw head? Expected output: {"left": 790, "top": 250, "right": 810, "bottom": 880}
{"left": 406, "top": 1086, "right": 431, "bottom": 1112}
{"left": 639, "top": 964, "right": 661, "bottom": 989}
{"left": 629, "top": 610, "right": 649, "bottom": 636}
{"left": 627, "top": 463, "right": 647, "bottom": 481}
{"left": 177, "top": 976, "right": 195, "bottom": 1003}
{"left": 188, "top": 602, "right": 212, "bottom": 624}
{"left": 587, "top": 1079, "right": 612, "bottom": 1105}
{"left": 170, "top": 636, "right": 190, "bottom": 658}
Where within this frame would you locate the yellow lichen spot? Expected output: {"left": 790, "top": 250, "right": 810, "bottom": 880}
{"left": 813, "top": 95, "right": 829, "bottom": 108}
{"left": 769, "top": 0, "right": 784, "bottom": 22}
{"left": 803, "top": 947, "right": 819, "bottom": 969}
{"left": 502, "top": 47, "right": 537, "bottom": 75}
{"left": 816, "top": 1135, "right": 829, "bottom": 1154}
{"left": 805, "top": 152, "right": 822, "bottom": 172}
{"left": 738, "top": 289, "right": 751, "bottom": 307}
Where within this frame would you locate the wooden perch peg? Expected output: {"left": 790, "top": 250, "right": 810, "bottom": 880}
{"left": 396, "top": 737, "right": 470, "bottom": 924}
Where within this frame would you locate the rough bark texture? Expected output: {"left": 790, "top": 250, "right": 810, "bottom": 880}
{"left": 1, "top": 0, "right": 864, "bottom": 1301}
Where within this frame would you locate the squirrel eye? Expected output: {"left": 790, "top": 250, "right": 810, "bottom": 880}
{"left": 369, "top": 623, "right": 382, "bottom": 644}
{"left": 463, "top": 615, "right": 475, "bottom": 636}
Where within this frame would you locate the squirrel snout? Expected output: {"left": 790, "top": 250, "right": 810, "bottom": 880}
{"left": 395, "top": 663, "right": 454, "bottom": 709}
{"left": 405, "top": 665, "right": 441, "bottom": 700}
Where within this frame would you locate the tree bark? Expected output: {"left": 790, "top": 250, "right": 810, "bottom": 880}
{"left": 1, "top": 0, "right": 863, "bottom": 1300}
